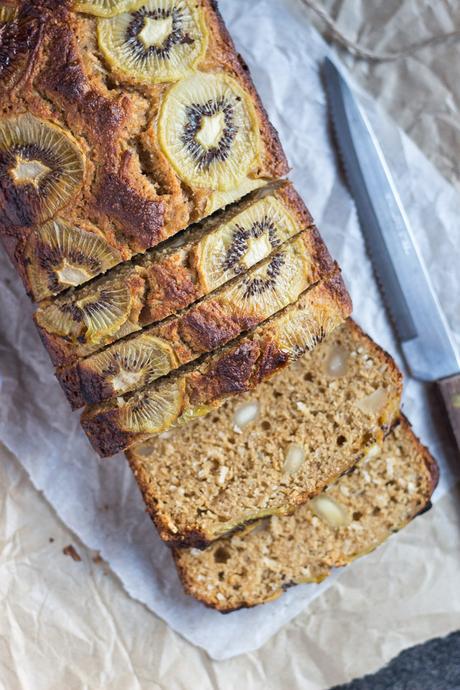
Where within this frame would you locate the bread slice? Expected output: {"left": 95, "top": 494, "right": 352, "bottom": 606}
{"left": 0, "top": 0, "right": 288, "bottom": 302}
{"left": 57, "top": 227, "right": 335, "bottom": 408}
{"left": 125, "top": 318, "right": 401, "bottom": 547}
{"left": 82, "top": 272, "right": 352, "bottom": 457}
{"left": 174, "top": 418, "right": 438, "bottom": 611}
{"left": 34, "top": 182, "right": 313, "bottom": 368}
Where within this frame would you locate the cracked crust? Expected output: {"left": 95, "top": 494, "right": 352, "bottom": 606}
{"left": 81, "top": 270, "right": 352, "bottom": 456}
{"left": 34, "top": 180, "right": 316, "bottom": 368}
{"left": 0, "top": 0, "right": 288, "bottom": 301}
{"left": 125, "top": 318, "right": 403, "bottom": 548}
{"left": 173, "top": 417, "right": 439, "bottom": 611}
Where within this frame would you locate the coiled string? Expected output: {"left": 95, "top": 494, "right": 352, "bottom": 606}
{"left": 299, "top": 0, "right": 460, "bottom": 62}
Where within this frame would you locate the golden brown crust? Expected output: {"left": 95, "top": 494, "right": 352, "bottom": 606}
{"left": 398, "top": 413, "right": 440, "bottom": 498}
{"left": 56, "top": 227, "right": 335, "bottom": 408}
{"left": 34, "top": 180, "right": 316, "bottom": 368}
{"left": 81, "top": 271, "right": 352, "bottom": 457}
{"left": 0, "top": 0, "right": 288, "bottom": 301}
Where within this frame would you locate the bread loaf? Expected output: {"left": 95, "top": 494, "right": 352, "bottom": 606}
{"left": 57, "top": 227, "right": 334, "bottom": 408}
{"left": 34, "top": 181, "right": 315, "bottom": 368}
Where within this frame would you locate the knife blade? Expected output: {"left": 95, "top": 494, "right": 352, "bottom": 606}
{"left": 323, "top": 57, "right": 460, "bottom": 451}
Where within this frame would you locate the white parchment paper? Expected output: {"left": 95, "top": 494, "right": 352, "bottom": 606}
{"left": 1, "top": 0, "right": 459, "bottom": 661}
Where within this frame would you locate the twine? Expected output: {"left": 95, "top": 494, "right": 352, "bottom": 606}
{"left": 299, "top": 0, "right": 460, "bottom": 62}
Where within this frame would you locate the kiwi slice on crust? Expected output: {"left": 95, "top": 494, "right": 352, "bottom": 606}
{"left": 36, "top": 278, "right": 132, "bottom": 344}
{"left": 223, "top": 238, "right": 311, "bottom": 318}
{"left": 158, "top": 73, "right": 260, "bottom": 191}
{"left": 25, "top": 219, "right": 121, "bottom": 300}
{"left": 196, "top": 196, "right": 299, "bottom": 292}
{"left": 278, "top": 303, "right": 339, "bottom": 357}
{"left": 82, "top": 333, "right": 178, "bottom": 395}
{"left": 0, "top": 114, "right": 84, "bottom": 227}
{"left": 97, "top": 0, "right": 208, "bottom": 83}
{"left": 120, "top": 378, "right": 184, "bottom": 433}
{"left": 74, "top": 0, "right": 144, "bottom": 18}
{"left": 0, "top": 4, "right": 17, "bottom": 22}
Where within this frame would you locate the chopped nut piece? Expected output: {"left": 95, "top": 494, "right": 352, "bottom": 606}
{"left": 324, "top": 344, "right": 349, "bottom": 378}
{"left": 295, "top": 401, "right": 309, "bottom": 414}
{"left": 386, "top": 457, "right": 395, "bottom": 477}
{"left": 283, "top": 444, "right": 305, "bottom": 475}
{"left": 310, "top": 495, "right": 351, "bottom": 528}
{"left": 218, "top": 466, "right": 229, "bottom": 486}
{"left": 363, "top": 444, "right": 381, "bottom": 462}
{"left": 232, "top": 400, "right": 260, "bottom": 431}
{"left": 356, "top": 388, "right": 387, "bottom": 416}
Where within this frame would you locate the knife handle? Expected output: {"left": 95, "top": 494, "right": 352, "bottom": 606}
{"left": 438, "top": 374, "right": 460, "bottom": 454}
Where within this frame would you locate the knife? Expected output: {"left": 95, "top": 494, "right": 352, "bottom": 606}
{"left": 323, "top": 57, "right": 460, "bottom": 453}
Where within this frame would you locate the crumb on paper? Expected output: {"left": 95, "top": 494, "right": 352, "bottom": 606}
{"left": 63, "top": 544, "right": 81, "bottom": 562}
{"left": 92, "top": 553, "right": 103, "bottom": 565}
{"left": 49, "top": 537, "right": 54, "bottom": 543}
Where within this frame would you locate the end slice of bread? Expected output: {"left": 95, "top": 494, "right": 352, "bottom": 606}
{"left": 174, "top": 418, "right": 438, "bottom": 611}
{"left": 125, "top": 319, "right": 402, "bottom": 547}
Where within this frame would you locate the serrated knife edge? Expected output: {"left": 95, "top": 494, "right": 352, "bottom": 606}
{"left": 323, "top": 56, "right": 460, "bottom": 383}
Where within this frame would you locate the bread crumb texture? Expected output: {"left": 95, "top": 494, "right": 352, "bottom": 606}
{"left": 174, "top": 418, "right": 438, "bottom": 611}
{"left": 126, "top": 319, "right": 403, "bottom": 546}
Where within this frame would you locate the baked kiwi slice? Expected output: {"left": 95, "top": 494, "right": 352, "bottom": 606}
{"left": 196, "top": 195, "right": 300, "bottom": 292}
{"left": 277, "top": 299, "right": 340, "bottom": 357}
{"left": 81, "top": 334, "right": 178, "bottom": 396}
{"left": 120, "top": 379, "right": 185, "bottom": 433}
{"left": 0, "top": 3, "right": 42, "bottom": 91}
{"left": 74, "top": 0, "right": 144, "bottom": 18}
{"left": 97, "top": 0, "right": 208, "bottom": 84}
{"left": 0, "top": 5, "right": 17, "bottom": 22}
{"left": 36, "top": 278, "right": 132, "bottom": 343}
{"left": 158, "top": 73, "right": 260, "bottom": 191}
{"left": 0, "top": 114, "right": 84, "bottom": 228}
{"left": 25, "top": 220, "right": 121, "bottom": 300}
{"left": 223, "top": 237, "right": 312, "bottom": 318}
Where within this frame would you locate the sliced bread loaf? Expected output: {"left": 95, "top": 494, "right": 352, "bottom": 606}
{"left": 125, "top": 318, "right": 402, "bottom": 547}
{"left": 174, "top": 418, "right": 438, "bottom": 611}
{"left": 58, "top": 228, "right": 334, "bottom": 408}
{"left": 34, "top": 182, "right": 313, "bottom": 368}
{"left": 82, "top": 272, "right": 352, "bottom": 457}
